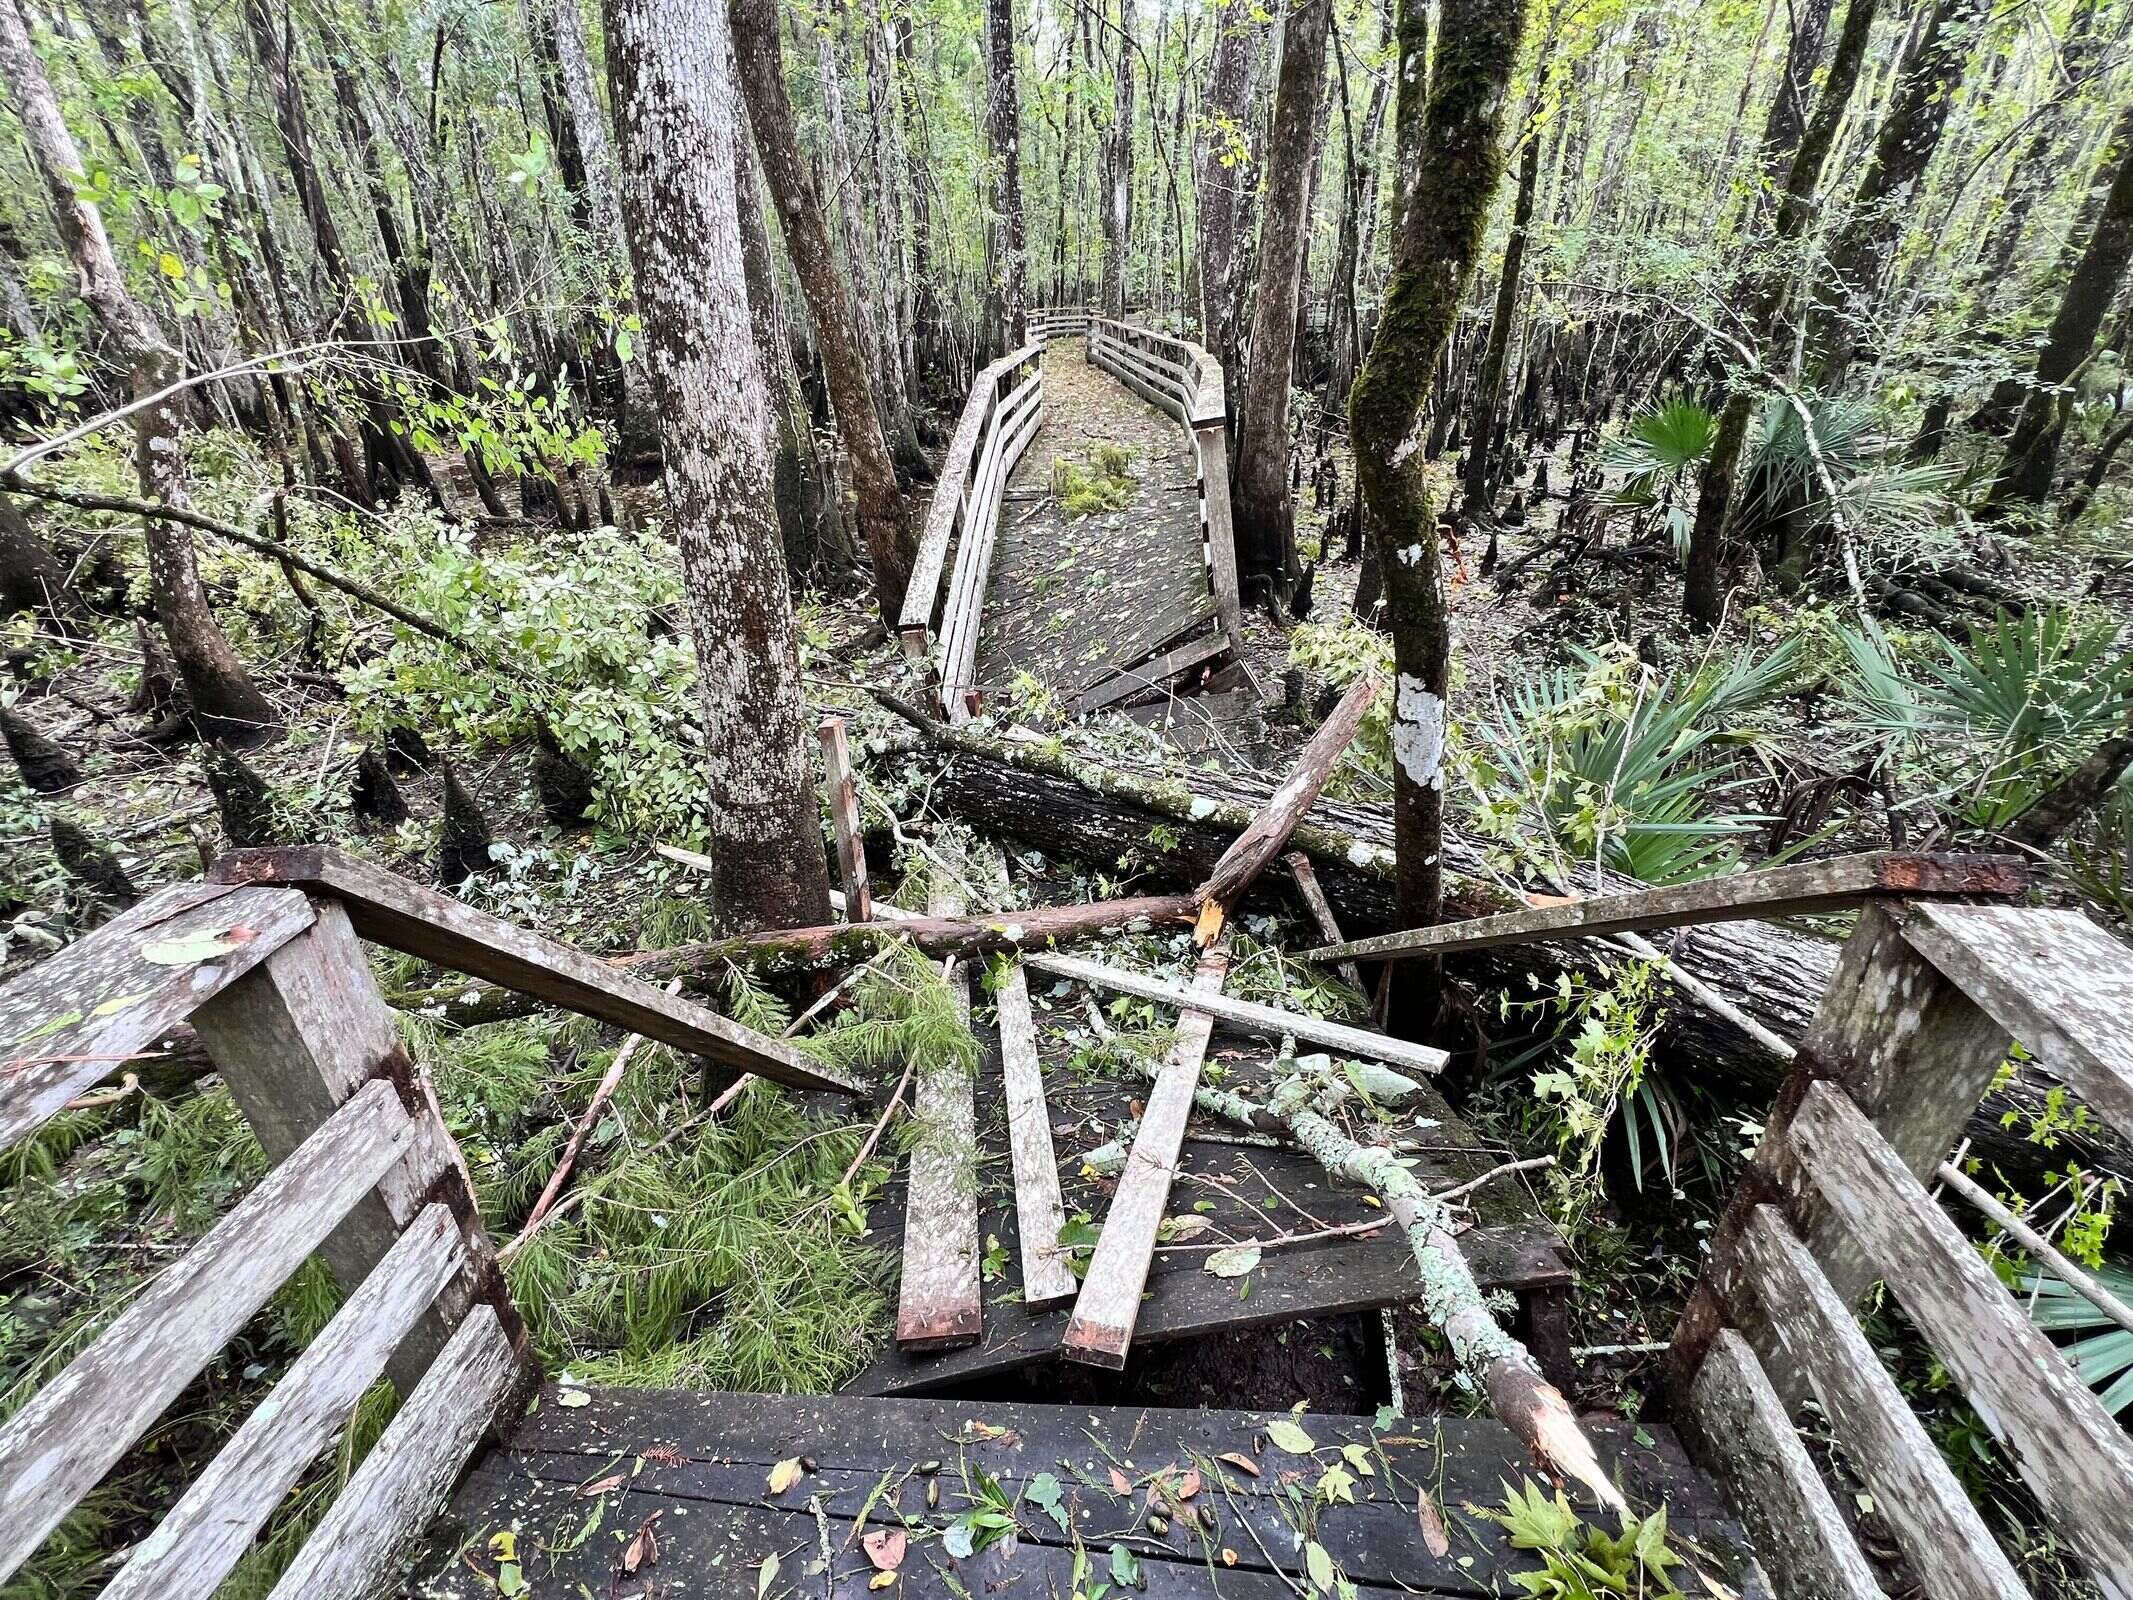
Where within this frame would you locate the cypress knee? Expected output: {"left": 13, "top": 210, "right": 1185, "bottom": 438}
{"left": 49, "top": 816, "right": 139, "bottom": 910}
{"left": 350, "top": 743, "right": 411, "bottom": 827}
{"left": 438, "top": 759, "right": 501, "bottom": 883}
{"left": 532, "top": 720, "right": 598, "bottom": 828}
{"left": 2, "top": 705, "right": 82, "bottom": 792}
{"left": 203, "top": 742, "right": 284, "bottom": 846}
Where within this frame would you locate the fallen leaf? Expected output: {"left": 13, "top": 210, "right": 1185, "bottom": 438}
{"left": 1205, "top": 1246, "right": 1261, "bottom": 1279}
{"left": 622, "top": 1511, "right": 662, "bottom": 1573}
{"left": 767, "top": 1456, "right": 806, "bottom": 1495}
{"left": 862, "top": 1527, "right": 906, "bottom": 1572}
{"left": 1416, "top": 1488, "right": 1450, "bottom": 1558}
{"left": 1108, "top": 1467, "right": 1133, "bottom": 1497}
{"left": 557, "top": 1388, "right": 591, "bottom": 1409}
{"left": 1221, "top": 1548, "right": 1238, "bottom": 1567}
{"left": 756, "top": 1550, "right": 779, "bottom": 1597}
{"left": 1305, "top": 1540, "right": 1337, "bottom": 1592}
{"left": 1267, "top": 1419, "right": 1317, "bottom": 1456}
{"left": 868, "top": 1572, "right": 897, "bottom": 1591}
{"left": 1217, "top": 1451, "right": 1259, "bottom": 1478}
{"left": 579, "top": 1473, "right": 625, "bottom": 1497}
{"left": 140, "top": 926, "right": 254, "bottom": 965}
{"left": 1175, "top": 1468, "right": 1201, "bottom": 1501}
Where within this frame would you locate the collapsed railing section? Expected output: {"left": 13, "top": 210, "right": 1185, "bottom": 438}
{"left": 895, "top": 343, "right": 1044, "bottom": 721}
{"left": 1665, "top": 898, "right": 2133, "bottom": 1600}
{"left": 1085, "top": 317, "right": 1246, "bottom": 668}
{"left": 0, "top": 846, "right": 863, "bottom": 1600}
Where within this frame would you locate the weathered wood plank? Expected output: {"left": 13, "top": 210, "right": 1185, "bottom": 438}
{"left": 1679, "top": 1328, "right": 1880, "bottom": 1600}
{"left": 1195, "top": 420, "right": 1246, "bottom": 655}
{"left": 1901, "top": 901, "right": 2133, "bottom": 1136}
{"left": 0, "top": 1079, "right": 413, "bottom": 1585}
{"left": 1065, "top": 939, "right": 1230, "bottom": 1367}
{"left": 0, "top": 882, "right": 315, "bottom": 1152}
{"left": 102, "top": 1203, "right": 466, "bottom": 1600}
{"left": 996, "top": 959, "right": 1077, "bottom": 1310}
{"left": 899, "top": 344, "right": 1040, "bottom": 648}
{"left": 1789, "top": 1082, "right": 2133, "bottom": 1596}
{"left": 896, "top": 884, "right": 982, "bottom": 1348}
{"left": 191, "top": 902, "right": 504, "bottom": 1394}
{"left": 1307, "top": 852, "right": 2030, "bottom": 963}
{"left": 1024, "top": 950, "right": 1448, "bottom": 1074}
{"left": 1288, "top": 852, "right": 1366, "bottom": 995}
{"left": 1726, "top": 1205, "right": 2031, "bottom": 1600}
{"left": 265, "top": 1303, "right": 523, "bottom": 1600}
{"left": 1072, "top": 629, "right": 1229, "bottom": 715}
{"left": 818, "top": 715, "right": 871, "bottom": 922}
{"left": 1197, "top": 675, "right": 1379, "bottom": 916}
{"left": 210, "top": 846, "right": 862, "bottom": 1094}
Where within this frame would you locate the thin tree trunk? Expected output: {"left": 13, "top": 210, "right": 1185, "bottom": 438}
{"left": 729, "top": 0, "right": 916, "bottom": 625}
{"left": 1974, "top": 0, "right": 2104, "bottom": 292}
{"left": 1348, "top": 0, "right": 1527, "bottom": 952}
{"left": 599, "top": 0, "right": 833, "bottom": 933}
{"left": 0, "top": 0, "right": 280, "bottom": 745}
{"left": 984, "top": 0, "right": 1028, "bottom": 351}
{"left": 1988, "top": 100, "right": 2133, "bottom": 509}
{"left": 1099, "top": 0, "right": 1136, "bottom": 317}
{"left": 1460, "top": 97, "right": 1542, "bottom": 521}
{"left": 1193, "top": 1, "right": 1257, "bottom": 389}
{"left": 1231, "top": 0, "right": 1332, "bottom": 606}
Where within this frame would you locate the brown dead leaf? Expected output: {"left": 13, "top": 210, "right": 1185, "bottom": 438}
{"left": 1216, "top": 1452, "right": 1259, "bottom": 1478}
{"left": 1108, "top": 1467, "right": 1133, "bottom": 1497}
{"left": 622, "top": 1511, "right": 662, "bottom": 1573}
{"left": 862, "top": 1527, "right": 906, "bottom": 1572}
{"left": 1176, "top": 1468, "right": 1201, "bottom": 1501}
{"left": 579, "top": 1473, "right": 626, "bottom": 1497}
{"left": 1416, "top": 1489, "right": 1450, "bottom": 1559}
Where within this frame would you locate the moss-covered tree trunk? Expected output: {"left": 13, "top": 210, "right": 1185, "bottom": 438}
{"left": 1232, "top": 0, "right": 1332, "bottom": 606}
{"left": 1193, "top": 4, "right": 1259, "bottom": 395}
{"left": 1347, "top": 0, "right": 1526, "bottom": 939}
{"left": 983, "top": 0, "right": 1028, "bottom": 352}
{"left": 1987, "top": 100, "right": 2133, "bottom": 509}
{"left": 603, "top": 0, "right": 834, "bottom": 934}
{"left": 1683, "top": 0, "right": 1878, "bottom": 629}
{"left": 728, "top": 0, "right": 916, "bottom": 627}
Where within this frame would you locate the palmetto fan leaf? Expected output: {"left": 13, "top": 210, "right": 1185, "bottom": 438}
{"left": 2024, "top": 1261, "right": 2133, "bottom": 1416}
{"left": 1601, "top": 399, "right": 1719, "bottom": 479}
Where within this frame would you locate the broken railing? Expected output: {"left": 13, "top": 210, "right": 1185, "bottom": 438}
{"left": 895, "top": 342, "right": 1044, "bottom": 720}
{"left": 0, "top": 847, "right": 860, "bottom": 1600}
{"left": 1313, "top": 850, "right": 2133, "bottom": 1598}
{"left": 1084, "top": 317, "right": 1247, "bottom": 679}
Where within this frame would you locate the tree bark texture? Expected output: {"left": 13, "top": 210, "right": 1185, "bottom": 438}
{"left": 601, "top": 0, "right": 833, "bottom": 933}
{"left": 984, "top": 0, "right": 1028, "bottom": 351}
{"left": 1193, "top": 4, "right": 1257, "bottom": 394}
{"left": 1232, "top": 0, "right": 1332, "bottom": 601}
{"left": 1460, "top": 116, "right": 1541, "bottom": 519}
{"left": 728, "top": 0, "right": 916, "bottom": 624}
{"left": 1099, "top": 0, "right": 1136, "bottom": 317}
{"left": 1348, "top": 0, "right": 1525, "bottom": 934}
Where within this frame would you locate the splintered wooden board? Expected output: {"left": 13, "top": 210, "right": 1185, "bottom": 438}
{"left": 895, "top": 885, "right": 982, "bottom": 1349}
{"left": 849, "top": 1013, "right": 1568, "bottom": 1397}
{"left": 406, "top": 1387, "right": 1758, "bottom": 1599}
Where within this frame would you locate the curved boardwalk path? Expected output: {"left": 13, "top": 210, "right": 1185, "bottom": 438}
{"left": 976, "top": 342, "right": 1214, "bottom": 702}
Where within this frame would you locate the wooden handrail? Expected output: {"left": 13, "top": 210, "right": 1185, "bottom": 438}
{"left": 897, "top": 342, "right": 1043, "bottom": 659}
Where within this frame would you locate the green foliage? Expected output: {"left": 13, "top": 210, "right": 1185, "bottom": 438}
{"left": 2023, "top": 1260, "right": 2133, "bottom": 1416}
{"left": 1835, "top": 608, "right": 2133, "bottom": 832}
{"left": 1286, "top": 619, "right": 1395, "bottom": 792}
{"left": 1466, "top": 640, "right": 1797, "bottom": 884}
{"left": 1483, "top": 1480, "right": 1685, "bottom": 1597}
{"left": 1742, "top": 391, "right": 1964, "bottom": 552}
{"left": 1050, "top": 445, "right": 1137, "bottom": 515}
{"left": 1601, "top": 399, "right": 1714, "bottom": 557}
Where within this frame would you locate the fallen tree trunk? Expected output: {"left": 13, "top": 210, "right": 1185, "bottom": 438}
{"left": 890, "top": 717, "right": 2129, "bottom": 1183}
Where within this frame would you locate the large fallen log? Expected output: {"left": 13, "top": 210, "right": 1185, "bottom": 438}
{"left": 885, "top": 715, "right": 2129, "bottom": 1183}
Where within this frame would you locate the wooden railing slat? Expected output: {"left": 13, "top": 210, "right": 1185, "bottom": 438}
{"left": 1022, "top": 950, "right": 1448, "bottom": 1074}
{"left": 1306, "top": 851, "right": 2030, "bottom": 963}
{"left": 996, "top": 959, "right": 1077, "bottom": 1310}
{"left": 895, "top": 884, "right": 982, "bottom": 1348}
{"left": 264, "top": 1303, "right": 523, "bottom": 1600}
{"left": 209, "top": 847, "right": 862, "bottom": 1094}
{"left": 1901, "top": 901, "right": 2133, "bottom": 1135}
{"left": 0, "top": 1078, "right": 413, "bottom": 1585}
{"left": 0, "top": 882, "right": 315, "bottom": 1152}
{"left": 1678, "top": 1329, "right": 1881, "bottom": 1600}
{"left": 101, "top": 1203, "right": 466, "bottom": 1600}
{"left": 1728, "top": 1205, "right": 2032, "bottom": 1600}
{"left": 1790, "top": 1082, "right": 2133, "bottom": 1595}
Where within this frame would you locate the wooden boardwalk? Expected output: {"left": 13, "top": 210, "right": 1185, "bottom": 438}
{"left": 977, "top": 342, "right": 1217, "bottom": 704}
{"left": 407, "top": 1388, "right": 1761, "bottom": 1599}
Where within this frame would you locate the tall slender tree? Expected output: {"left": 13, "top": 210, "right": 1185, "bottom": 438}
{"left": 0, "top": 0, "right": 281, "bottom": 745}
{"left": 599, "top": 0, "right": 832, "bottom": 932}
{"left": 1192, "top": 1, "right": 1256, "bottom": 385}
{"left": 1988, "top": 99, "right": 2133, "bottom": 509}
{"left": 1099, "top": 0, "right": 1137, "bottom": 316}
{"left": 1231, "top": 0, "right": 1332, "bottom": 608}
{"left": 985, "top": 0, "right": 1029, "bottom": 350}
{"left": 729, "top": 0, "right": 916, "bottom": 625}
{"left": 1349, "top": 0, "right": 1528, "bottom": 936}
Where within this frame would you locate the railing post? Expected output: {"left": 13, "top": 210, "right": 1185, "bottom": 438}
{"left": 190, "top": 899, "right": 527, "bottom": 1398}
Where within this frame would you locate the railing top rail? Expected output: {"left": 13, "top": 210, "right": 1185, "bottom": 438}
{"left": 1087, "top": 317, "right": 1224, "bottom": 426}
{"left": 897, "top": 342, "right": 1043, "bottom": 644}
